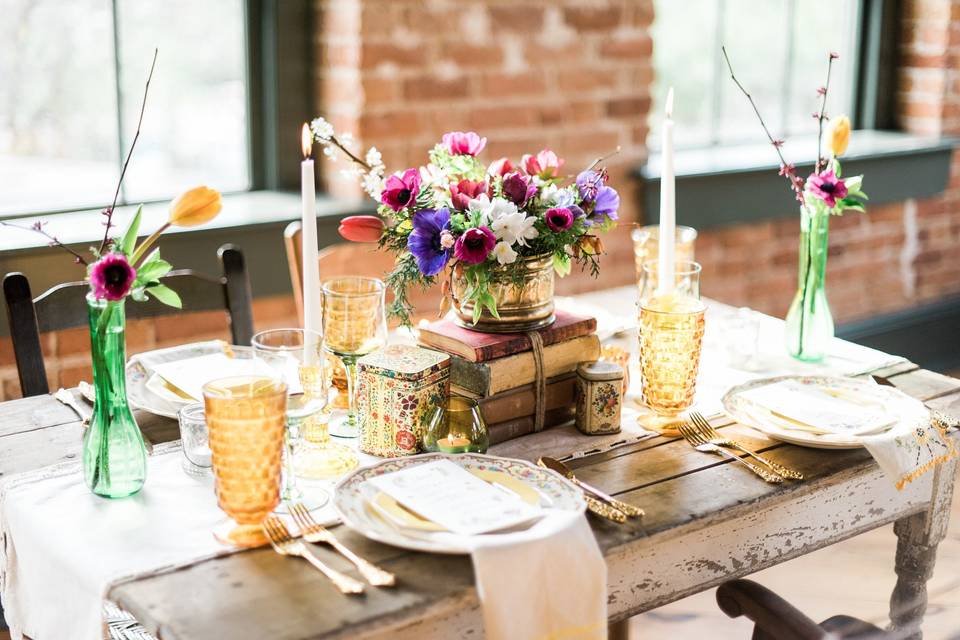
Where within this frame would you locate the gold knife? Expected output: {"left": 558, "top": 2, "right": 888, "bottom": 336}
{"left": 538, "top": 457, "right": 642, "bottom": 520}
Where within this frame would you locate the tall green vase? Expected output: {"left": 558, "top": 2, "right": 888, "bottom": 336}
{"left": 83, "top": 294, "right": 147, "bottom": 498}
{"left": 784, "top": 205, "right": 834, "bottom": 362}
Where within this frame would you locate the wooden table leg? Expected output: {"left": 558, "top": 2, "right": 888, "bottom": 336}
{"left": 889, "top": 458, "right": 958, "bottom": 639}
{"left": 608, "top": 618, "right": 630, "bottom": 640}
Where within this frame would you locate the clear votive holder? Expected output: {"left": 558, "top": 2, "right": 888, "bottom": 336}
{"left": 726, "top": 307, "right": 762, "bottom": 371}
{"left": 178, "top": 402, "right": 212, "bottom": 478}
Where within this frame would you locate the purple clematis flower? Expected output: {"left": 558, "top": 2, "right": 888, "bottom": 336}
{"left": 545, "top": 207, "right": 575, "bottom": 232}
{"left": 454, "top": 227, "right": 496, "bottom": 265}
{"left": 501, "top": 172, "right": 537, "bottom": 207}
{"left": 592, "top": 185, "right": 620, "bottom": 223}
{"left": 381, "top": 168, "right": 421, "bottom": 212}
{"left": 89, "top": 253, "right": 136, "bottom": 301}
{"left": 805, "top": 169, "right": 848, "bottom": 208}
{"left": 407, "top": 208, "right": 452, "bottom": 276}
{"left": 576, "top": 170, "right": 604, "bottom": 202}
{"left": 442, "top": 131, "right": 487, "bottom": 156}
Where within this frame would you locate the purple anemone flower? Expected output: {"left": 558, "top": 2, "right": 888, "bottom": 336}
{"left": 576, "top": 170, "right": 604, "bottom": 203}
{"left": 407, "top": 208, "right": 452, "bottom": 276}
{"left": 592, "top": 186, "right": 620, "bottom": 223}
{"left": 454, "top": 227, "right": 496, "bottom": 265}
{"left": 805, "top": 170, "right": 848, "bottom": 208}
{"left": 89, "top": 253, "right": 137, "bottom": 301}
{"left": 501, "top": 172, "right": 537, "bottom": 207}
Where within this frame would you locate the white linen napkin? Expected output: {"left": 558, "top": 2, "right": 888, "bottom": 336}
{"left": 0, "top": 444, "right": 339, "bottom": 640}
{"left": 861, "top": 413, "right": 958, "bottom": 490}
{"left": 470, "top": 511, "right": 607, "bottom": 640}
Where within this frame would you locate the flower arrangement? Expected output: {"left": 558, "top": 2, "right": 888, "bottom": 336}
{"left": 310, "top": 121, "right": 621, "bottom": 325}
{"left": 723, "top": 48, "right": 870, "bottom": 360}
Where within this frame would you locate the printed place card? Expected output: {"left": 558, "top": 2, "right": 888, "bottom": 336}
{"left": 152, "top": 353, "right": 266, "bottom": 401}
{"left": 365, "top": 460, "right": 542, "bottom": 536}
{"left": 738, "top": 379, "right": 894, "bottom": 435}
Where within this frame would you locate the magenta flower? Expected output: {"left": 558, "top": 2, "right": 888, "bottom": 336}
{"left": 450, "top": 179, "right": 488, "bottom": 211}
{"left": 454, "top": 227, "right": 496, "bottom": 264}
{"left": 501, "top": 172, "right": 537, "bottom": 207}
{"left": 487, "top": 157, "right": 514, "bottom": 177}
{"left": 89, "top": 253, "right": 137, "bottom": 301}
{"left": 442, "top": 131, "right": 487, "bottom": 156}
{"left": 806, "top": 169, "right": 848, "bottom": 208}
{"left": 545, "top": 207, "right": 575, "bottom": 232}
{"left": 522, "top": 149, "right": 563, "bottom": 178}
{"left": 380, "top": 168, "right": 421, "bottom": 212}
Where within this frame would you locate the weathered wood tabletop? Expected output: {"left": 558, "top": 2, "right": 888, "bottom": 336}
{"left": 1, "top": 299, "right": 958, "bottom": 640}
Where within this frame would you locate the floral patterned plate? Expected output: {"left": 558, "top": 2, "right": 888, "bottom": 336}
{"left": 333, "top": 453, "right": 586, "bottom": 554}
{"left": 722, "top": 375, "right": 928, "bottom": 450}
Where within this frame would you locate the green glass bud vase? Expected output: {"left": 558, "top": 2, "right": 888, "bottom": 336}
{"left": 785, "top": 206, "right": 834, "bottom": 362}
{"left": 83, "top": 294, "right": 147, "bottom": 498}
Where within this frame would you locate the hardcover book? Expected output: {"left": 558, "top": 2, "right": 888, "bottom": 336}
{"left": 418, "top": 310, "right": 596, "bottom": 362}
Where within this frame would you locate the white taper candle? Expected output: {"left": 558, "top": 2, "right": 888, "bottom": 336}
{"left": 300, "top": 124, "right": 321, "bottom": 366}
{"left": 657, "top": 87, "right": 676, "bottom": 297}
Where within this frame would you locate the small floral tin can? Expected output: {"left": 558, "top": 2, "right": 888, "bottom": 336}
{"left": 575, "top": 360, "right": 624, "bottom": 435}
{"left": 357, "top": 345, "right": 451, "bottom": 457}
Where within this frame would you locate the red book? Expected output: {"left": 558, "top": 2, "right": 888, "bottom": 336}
{"left": 417, "top": 310, "right": 597, "bottom": 362}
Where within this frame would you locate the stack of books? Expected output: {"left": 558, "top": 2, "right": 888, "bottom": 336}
{"left": 418, "top": 310, "right": 600, "bottom": 444}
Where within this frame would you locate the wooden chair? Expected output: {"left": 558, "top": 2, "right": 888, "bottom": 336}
{"left": 283, "top": 221, "right": 443, "bottom": 325}
{"left": 3, "top": 244, "right": 254, "bottom": 398}
{"left": 716, "top": 579, "right": 890, "bottom": 640}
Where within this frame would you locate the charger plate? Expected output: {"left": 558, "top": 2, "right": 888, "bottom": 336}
{"left": 127, "top": 342, "right": 245, "bottom": 418}
{"left": 333, "top": 453, "right": 585, "bottom": 554}
{"left": 722, "top": 375, "right": 927, "bottom": 450}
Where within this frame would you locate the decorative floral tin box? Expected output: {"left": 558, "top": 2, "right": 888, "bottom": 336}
{"left": 575, "top": 360, "right": 623, "bottom": 435}
{"left": 357, "top": 345, "right": 451, "bottom": 457}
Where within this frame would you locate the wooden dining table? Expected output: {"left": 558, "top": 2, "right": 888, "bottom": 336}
{"left": 1, "top": 290, "right": 958, "bottom": 640}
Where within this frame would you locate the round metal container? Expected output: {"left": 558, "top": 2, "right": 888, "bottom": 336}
{"left": 451, "top": 254, "right": 556, "bottom": 333}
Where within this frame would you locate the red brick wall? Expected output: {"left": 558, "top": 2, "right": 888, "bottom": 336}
{"left": 4, "top": 0, "right": 960, "bottom": 399}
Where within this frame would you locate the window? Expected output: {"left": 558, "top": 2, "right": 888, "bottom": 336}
{"left": 0, "top": 0, "right": 249, "bottom": 218}
{"left": 649, "top": 0, "right": 861, "bottom": 149}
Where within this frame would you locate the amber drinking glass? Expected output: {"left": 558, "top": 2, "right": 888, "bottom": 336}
{"left": 638, "top": 261, "right": 706, "bottom": 434}
{"left": 322, "top": 277, "right": 388, "bottom": 438}
{"left": 632, "top": 224, "right": 697, "bottom": 290}
{"left": 203, "top": 375, "right": 287, "bottom": 548}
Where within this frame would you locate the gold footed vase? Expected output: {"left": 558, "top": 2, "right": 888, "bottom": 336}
{"left": 451, "top": 254, "right": 556, "bottom": 333}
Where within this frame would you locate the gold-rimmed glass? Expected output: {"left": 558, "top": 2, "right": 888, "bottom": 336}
{"left": 632, "top": 224, "right": 697, "bottom": 288}
{"left": 203, "top": 375, "right": 287, "bottom": 548}
{"left": 638, "top": 260, "right": 706, "bottom": 435}
{"left": 251, "top": 328, "right": 336, "bottom": 509}
{"left": 322, "top": 277, "right": 388, "bottom": 438}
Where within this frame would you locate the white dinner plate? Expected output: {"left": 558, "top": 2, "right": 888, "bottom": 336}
{"left": 127, "top": 341, "right": 249, "bottom": 418}
{"left": 722, "top": 375, "right": 928, "bottom": 450}
{"left": 333, "top": 453, "right": 586, "bottom": 554}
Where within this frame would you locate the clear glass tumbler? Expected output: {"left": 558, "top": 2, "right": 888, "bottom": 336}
{"left": 178, "top": 402, "right": 212, "bottom": 478}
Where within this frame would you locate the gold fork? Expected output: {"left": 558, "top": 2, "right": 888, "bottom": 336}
{"left": 290, "top": 503, "right": 396, "bottom": 587}
{"left": 689, "top": 411, "right": 804, "bottom": 480}
{"left": 262, "top": 516, "right": 365, "bottom": 594}
{"left": 678, "top": 421, "right": 783, "bottom": 484}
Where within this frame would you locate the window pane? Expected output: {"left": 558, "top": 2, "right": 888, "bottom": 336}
{"left": 0, "top": 0, "right": 119, "bottom": 216}
{"left": 116, "top": 0, "right": 249, "bottom": 201}
{"left": 650, "top": 0, "right": 859, "bottom": 150}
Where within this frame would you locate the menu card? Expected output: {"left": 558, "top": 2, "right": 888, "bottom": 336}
{"left": 151, "top": 353, "right": 266, "bottom": 401}
{"left": 365, "top": 460, "right": 542, "bottom": 535}
{"left": 738, "top": 379, "right": 894, "bottom": 435}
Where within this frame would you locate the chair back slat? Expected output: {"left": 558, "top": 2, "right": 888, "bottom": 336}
{"left": 4, "top": 244, "right": 254, "bottom": 397}
{"left": 3, "top": 273, "right": 49, "bottom": 396}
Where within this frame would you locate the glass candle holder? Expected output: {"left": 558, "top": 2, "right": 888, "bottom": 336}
{"left": 638, "top": 259, "right": 702, "bottom": 305}
{"left": 632, "top": 224, "right": 697, "bottom": 286}
{"left": 423, "top": 396, "right": 489, "bottom": 454}
{"left": 177, "top": 402, "right": 212, "bottom": 478}
{"left": 638, "top": 261, "right": 706, "bottom": 435}
{"left": 203, "top": 375, "right": 287, "bottom": 548}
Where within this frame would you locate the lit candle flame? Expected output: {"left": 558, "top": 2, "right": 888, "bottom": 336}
{"left": 301, "top": 123, "right": 312, "bottom": 158}
{"left": 665, "top": 87, "right": 674, "bottom": 119}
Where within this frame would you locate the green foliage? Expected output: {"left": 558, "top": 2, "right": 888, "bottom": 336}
{"left": 145, "top": 283, "right": 182, "bottom": 308}
{"left": 428, "top": 145, "right": 485, "bottom": 182}
{"left": 119, "top": 206, "right": 142, "bottom": 257}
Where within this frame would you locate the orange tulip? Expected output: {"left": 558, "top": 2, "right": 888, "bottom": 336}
{"left": 169, "top": 186, "right": 222, "bottom": 227}
{"left": 829, "top": 115, "right": 851, "bottom": 157}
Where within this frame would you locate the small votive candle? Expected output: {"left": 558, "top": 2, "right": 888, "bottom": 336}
{"left": 436, "top": 435, "right": 473, "bottom": 454}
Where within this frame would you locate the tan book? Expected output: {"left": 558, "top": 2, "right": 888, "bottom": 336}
{"left": 449, "top": 334, "right": 600, "bottom": 397}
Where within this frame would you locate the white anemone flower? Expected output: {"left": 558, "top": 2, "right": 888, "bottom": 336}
{"left": 491, "top": 241, "right": 518, "bottom": 265}
{"left": 491, "top": 210, "right": 539, "bottom": 247}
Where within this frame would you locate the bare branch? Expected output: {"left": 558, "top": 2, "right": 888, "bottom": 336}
{"left": 1, "top": 221, "right": 88, "bottom": 265}
{"left": 814, "top": 53, "right": 837, "bottom": 174}
{"left": 100, "top": 48, "right": 158, "bottom": 255}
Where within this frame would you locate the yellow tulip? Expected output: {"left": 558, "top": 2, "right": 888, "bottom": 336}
{"left": 829, "top": 115, "right": 851, "bottom": 157}
{"left": 168, "top": 186, "right": 222, "bottom": 227}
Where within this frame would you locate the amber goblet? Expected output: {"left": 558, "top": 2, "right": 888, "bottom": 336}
{"left": 203, "top": 375, "right": 287, "bottom": 548}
